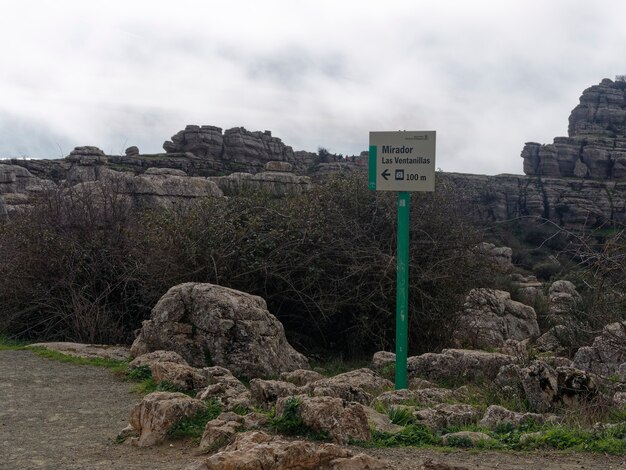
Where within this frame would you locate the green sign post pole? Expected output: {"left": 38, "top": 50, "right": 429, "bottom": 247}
{"left": 369, "top": 130, "right": 436, "bottom": 391}
{"left": 395, "top": 191, "right": 410, "bottom": 389}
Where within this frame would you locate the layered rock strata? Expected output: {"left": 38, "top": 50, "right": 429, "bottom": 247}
{"left": 522, "top": 78, "right": 626, "bottom": 179}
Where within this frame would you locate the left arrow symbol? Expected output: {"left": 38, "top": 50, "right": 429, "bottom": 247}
{"left": 381, "top": 169, "right": 390, "bottom": 180}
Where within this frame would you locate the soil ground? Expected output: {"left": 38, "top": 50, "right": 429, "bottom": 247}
{"left": 2, "top": 349, "right": 626, "bottom": 470}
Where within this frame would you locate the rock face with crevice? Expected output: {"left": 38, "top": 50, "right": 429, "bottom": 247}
{"left": 522, "top": 78, "right": 626, "bottom": 179}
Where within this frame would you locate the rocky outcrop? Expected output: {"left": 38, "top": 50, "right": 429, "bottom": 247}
{"left": 0, "top": 163, "right": 56, "bottom": 216}
{"left": 440, "top": 171, "right": 626, "bottom": 229}
{"left": 479, "top": 405, "right": 546, "bottom": 430}
{"left": 407, "top": 349, "right": 515, "bottom": 383}
{"left": 127, "top": 391, "right": 207, "bottom": 447}
{"left": 208, "top": 168, "right": 311, "bottom": 197}
{"left": 413, "top": 404, "right": 480, "bottom": 432}
{"left": 276, "top": 395, "right": 371, "bottom": 444}
{"left": 196, "top": 366, "right": 252, "bottom": 411}
{"left": 163, "top": 125, "right": 298, "bottom": 175}
{"left": 187, "top": 430, "right": 390, "bottom": 470}
{"left": 522, "top": 79, "right": 626, "bottom": 179}
{"left": 574, "top": 321, "right": 626, "bottom": 379}
{"left": 452, "top": 289, "right": 540, "bottom": 349}
{"left": 130, "top": 283, "right": 309, "bottom": 378}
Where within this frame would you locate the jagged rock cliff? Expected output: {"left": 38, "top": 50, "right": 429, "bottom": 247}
{"left": 522, "top": 78, "right": 626, "bottom": 179}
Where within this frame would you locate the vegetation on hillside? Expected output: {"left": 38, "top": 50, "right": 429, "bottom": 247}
{"left": 0, "top": 172, "right": 494, "bottom": 356}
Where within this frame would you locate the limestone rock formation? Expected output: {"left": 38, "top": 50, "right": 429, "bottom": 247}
{"left": 208, "top": 169, "right": 311, "bottom": 197}
{"left": 0, "top": 163, "right": 56, "bottom": 216}
{"left": 479, "top": 405, "right": 546, "bottom": 430}
{"left": 407, "top": 349, "right": 515, "bottom": 383}
{"left": 130, "top": 283, "right": 309, "bottom": 378}
{"left": 413, "top": 404, "right": 480, "bottom": 432}
{"left": 522, "top": 79, "right": 626, "bottom": 179}
{"left": 163, "top": 125, "right": 298, "bottom": 175}
{"left": 127, "top": 391, "right": 207, "bottom": 447}
{"left": 186, "top": 430, "right": 391, "bottom": 470}
{"left": 574, "top": 321, "right": 626, "bottom": 378}
{"left": 452, "top": 289, "right": 540, "bottom": 349}
{"left": 275, "top": 395, "right": 371, "bottom": 444}
{"left": 302, "top": 368, "right": 393, "bottom": 405}
{"left": 196, "top": 366, "right": 252, "bottom": 410}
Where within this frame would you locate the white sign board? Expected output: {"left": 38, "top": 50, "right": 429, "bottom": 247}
{"left": 368, "top": 131, "right": 436, "bottom": 192}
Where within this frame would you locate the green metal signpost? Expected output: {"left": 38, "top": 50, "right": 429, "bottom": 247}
{"left": 369, "top": 131, "right": 436, "bottom": 390}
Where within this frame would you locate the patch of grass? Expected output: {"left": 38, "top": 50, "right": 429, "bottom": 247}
{"left": 127, "top": 365, "right": 152, "bottom": 381}
{"left": 26, "top": 346, "right": 128, "bottom": 374}
{"left": 445, "top": 435, "right": 474, "bottom": 448}
{"left": 168, "top": 399, "right": 223, "bottom": 440}
{"left": 369, "top": 424, "right": 440, "bottom": 448}
{"left": 388, "top": 406, "right": 414, "bottom": 426}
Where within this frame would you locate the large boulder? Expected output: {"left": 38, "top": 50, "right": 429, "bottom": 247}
{"left": 574, "top": 321, "right": 626, "bottom": 378}
{"left": 131, "top": 283, "right": 308, "bottom": 378}
{"left": 452, "top": 289, "right": 540, "bottom": 349}
{"left": 407, "top": 349, "right": 516, "bottom": 383}
{"left": 276, "top": 395, "right": 371, "bottom": 444}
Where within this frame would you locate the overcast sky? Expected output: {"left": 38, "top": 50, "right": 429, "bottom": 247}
{"left": 0, "top": 0, "right": 624, "bottom": 175}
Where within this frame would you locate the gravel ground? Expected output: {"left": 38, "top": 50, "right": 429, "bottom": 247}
{"left": 2, "top": 349, "right": 626, "bottom": 470}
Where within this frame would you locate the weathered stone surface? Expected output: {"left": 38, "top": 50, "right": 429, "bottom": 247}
{"left": 208, "top": 170, "right": 311, "bottom": 197}
{"left": 196, "top": 366, "right": 252, "bottom": 410}
{"left": 163, "top": 126, "right": 297, "bottom": 176}
{"left": 265, "top": 161, "right": 294, "bottom": 172}
{"left": 27, "top": 342, "right": 130, "bottom": 361}
{"left": 371, "top": 351, "right": 396, "bottom": 372}
{"left": 522, "top": 79, "right": 626, "bottom": 179}
{"left": 187, "top": 431, "right": 391, "bottom": 470}
{"left": 250, "top": 379, "right": 299, "bottom": 407}
{"left": 279, "top": 369, "right": 324, "bottom": 386}
{"left": 408, "top": 349, "right": 516, "bottom": 383}
{"left": 129, "top": 350, "right": 189, "bottom": 368}
{"left": 479, "top": 405, "right": 545, "bottom": 430}
{"left": 474, "top": 242, "right": 513, "bottom": 272}
{"left": 199, "top": 412, "right": 244, "bottom": 451}
{"left": 494, "top": 364, "right": 524, "bottom": 396}
{"left": 413, "top": 404, "right": 480, "bottom": 432}
{"left": 127, "top": 391, "right": 206, "bottom": 447}
{"left": 574, "top": 321, "right": 626, "bottom": 378}
{"left": 276, "top": 395, "right": 371, "bottom": 444}
{"left": 547, "top": 280, "right": 582, "bottom": 323}
{"left": 556, "top": 366, "right": 599, "bottom": 406}
{"left": 362, "top": 406, "right": 403, "bottom": 434}
{"left": 521, "top": 361, "right": 558, "bottom": 413}
{"left": 150, "top": 361, "right": 207, "bottom": 391}
{"left": 303, "top": 368, "right": 393, "bottom": 405}
{"left": 125, "top": 146, "right": 139, "bottom": 157}
{"left": 131, "top": 283, "right": 308, "bottom": 378}
{"left": 536, "top": 325, "right": 576, "bottom": 353}
{"left": 0, "top": 163, "right": 56, "bottom": 216}
{"left": 452, "top": 289, "right": 540, "bottom": 349}
{"left": 373, "top": 387, "right": 458, "bottom": 408}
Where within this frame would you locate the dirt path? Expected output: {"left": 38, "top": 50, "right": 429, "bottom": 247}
{"left": 2, "top": 349, "right": 626, "bottom": 470}
{"left": 0, "top": 350, "right": 198, "bottom": 470}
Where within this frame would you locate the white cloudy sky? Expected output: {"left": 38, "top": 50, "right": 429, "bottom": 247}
{"left": 0, "top": 0, "right": 624, "bottom": 175}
